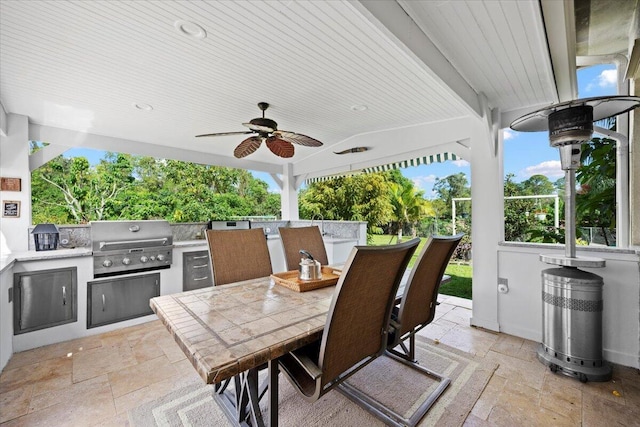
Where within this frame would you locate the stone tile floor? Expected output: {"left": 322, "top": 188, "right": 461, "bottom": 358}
{"left": 1, "top": 295, "right": 638, "bottom": 426}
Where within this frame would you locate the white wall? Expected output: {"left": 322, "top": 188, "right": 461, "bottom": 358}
{"left": 0, "top": 264, "right": 13, "bottom": 370}
{"left": 0, "top": 114, "right": 31, "bottom": 252}
{"left": 498, "top": 243, "right": 640, "bottom": 368}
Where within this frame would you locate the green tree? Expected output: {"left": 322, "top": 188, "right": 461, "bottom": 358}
{"left": 300, "top": 173, "right": 393, "bottom": 234}
{"left": 31, "top": 152, "right": 280, "bottom": 223}
{"left": 576, "top": 137, "right": 616, "bottom": 245}
{"left": 503, "top": 173, "right": 536, "bottom": 241}
{"left": 522, "top": 174, "right": 555, "bottom": 196}
{"left": 389, "top": 181, "right": 432, "bottom": 240}
{"left": 433, "top": 173, "right": 470, "bottom": 218}
{"left": 31, "top": 152, "right": 133, "bottom": 223}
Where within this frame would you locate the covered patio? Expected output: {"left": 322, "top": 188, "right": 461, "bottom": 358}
{"left": 1, "top": 0, "right": 639, "bottom": 407}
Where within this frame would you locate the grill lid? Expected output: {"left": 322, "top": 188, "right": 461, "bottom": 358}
{"left": 90, "top": 220, "right": 173, "bottom": 252}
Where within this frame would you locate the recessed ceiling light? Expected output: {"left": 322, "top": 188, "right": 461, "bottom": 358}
{"left": 133, "top": 103, "right": 153, "bottom": 111}
{"left": 350, "top": 104, "right": 368, "bottom": 112}
{"left": 174, "top": 20, "right": 207, "bottom": 39}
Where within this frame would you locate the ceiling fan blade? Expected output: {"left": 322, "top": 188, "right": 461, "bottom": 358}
{"left": 274, "top": 130, "right": 323, "bottom": 147}
{"left": 242, "top": 122, "right": 276, "bottom": 133}
{"left": 266, "top": 137, "right": 295, "bottom": 158}
{"left": 334, "top": 146, "right": 369, "bottom": 154}
{"left": 195, "top": 131, "right": 254, "bottom": 138}
{"left": 234, "top": 136, "right": 262, "bottom": 158}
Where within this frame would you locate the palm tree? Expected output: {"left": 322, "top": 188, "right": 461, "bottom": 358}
{"left": 389, "top": 182, "right": 433, "bottom": 241}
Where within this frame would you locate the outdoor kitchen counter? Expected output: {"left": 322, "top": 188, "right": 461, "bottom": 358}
{"left": 173, "top": 240, "right": 208, "bottom": 248}
{"left": 0, "top": 247, "right": 92, "bottom": 274}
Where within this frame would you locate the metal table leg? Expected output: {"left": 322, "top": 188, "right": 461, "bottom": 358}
{"left": 212, "top": 362, "right": 280, "bottom": 427}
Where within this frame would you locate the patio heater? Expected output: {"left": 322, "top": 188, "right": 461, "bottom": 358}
{"left": 510, "top": 95, "right": 640, "bottom": 382}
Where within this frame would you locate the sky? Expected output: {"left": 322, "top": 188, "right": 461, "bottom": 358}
{"left": 64, "top": 64, "right": 618, "bottom": 197}
{"left": 399, "top": 63, "right": 618, "bottom": 198}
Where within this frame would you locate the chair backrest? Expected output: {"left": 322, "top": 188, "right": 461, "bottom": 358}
{"left": 396, "top": 234, "right": 463, "bottom": 337}
{"left": 278, "top": 226, "right": 329, "bottom": 271}
{"left": 317, "top": 238, "right": 420, "bottom": 389}
{"left": 205, "top": 228, "right": 273, "bottom": 285}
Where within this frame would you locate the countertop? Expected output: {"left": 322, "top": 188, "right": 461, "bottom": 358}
{"left": 1, "top": 247, "right": 93, "bottom": 274}
{"left": 1, "top": 236, "right": 360, "bottom": 274}
{"left": 174, "top": 235, "right": 359, "bottom": 245}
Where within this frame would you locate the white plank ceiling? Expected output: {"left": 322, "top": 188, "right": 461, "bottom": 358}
{"left": 0, "top": 0, "right": 558, "bottom": 177}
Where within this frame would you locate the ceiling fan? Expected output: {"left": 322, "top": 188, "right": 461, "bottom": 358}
{"left": 196, "top": 102, "right": 323, "bottom": 158}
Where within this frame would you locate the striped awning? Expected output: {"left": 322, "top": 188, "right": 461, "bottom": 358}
{"left": 306, "top": 171, "right": 362, "bottom": 184}
{"left": 306, "top": 152, "right": 459, "bottom": 184}
{"left": 362, "top": 152, "right": 458, "bottom": 173}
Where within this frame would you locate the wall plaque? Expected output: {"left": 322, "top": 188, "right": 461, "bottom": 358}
{"left": 1, "top": 177, "right": 21, "bottom": 192}
{"left": 2, "top": 200, "right": 20, "bottom": 218}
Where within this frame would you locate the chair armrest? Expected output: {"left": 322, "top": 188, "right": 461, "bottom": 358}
{"left": 289, "top": 349, "right": 322, "bottom": 380}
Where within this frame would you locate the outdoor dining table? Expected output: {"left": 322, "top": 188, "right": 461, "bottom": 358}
{"left": 150, "top": 269, "right": 451, "bottom": 427}
{"left": 150, "top": 274, "right": 335, "bottom": 427}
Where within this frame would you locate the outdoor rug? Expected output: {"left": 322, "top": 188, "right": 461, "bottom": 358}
{"left": 129, "top": 337, "right": 498, "bottom": 427}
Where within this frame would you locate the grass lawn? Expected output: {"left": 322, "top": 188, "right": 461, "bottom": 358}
{"left": 368, "top": 235, "right": 472, "bottom": 300}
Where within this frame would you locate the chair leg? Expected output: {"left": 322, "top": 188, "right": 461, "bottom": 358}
{"left": 337, "top": 351, "right": 451, "bottom": 427}
{"left": 408, "top": 333, "right": 416, "bottom": 361}
{"left": 387, "top": 333, "right": 418, "bottom": 363}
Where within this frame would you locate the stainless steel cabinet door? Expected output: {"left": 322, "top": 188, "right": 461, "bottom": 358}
{"left": 88, "top": 273, "right": 160, "bottom": 328}
{"left": 14, "top": 268, "right": 77, "bottom": 334}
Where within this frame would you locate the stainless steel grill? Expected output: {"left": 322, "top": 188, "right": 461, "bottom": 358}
{"left": 207, "top": 220, "right": 251, "bottom": 230}
{"left": 90, "top": 220, "right": 173, "bottom": 278}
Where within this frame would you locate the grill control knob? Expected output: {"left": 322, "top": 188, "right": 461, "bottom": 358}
{"left": 157, "top": 254, "right": 166, "bottom": 261}
{"left": 140, "top": 256, "right": 149, "bottom": 263}
{"left": 150, "top": 255, "right": 156, "bottom": 261}
{"left": 102, "top": 259, "right": 113, "bottom": 267}
{"left": 122, "top": 257, "right": 131, "bottom": 265}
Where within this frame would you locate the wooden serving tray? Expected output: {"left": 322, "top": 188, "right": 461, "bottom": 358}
{"left": 271, "top": 267, "right": 342, "bottom": 292}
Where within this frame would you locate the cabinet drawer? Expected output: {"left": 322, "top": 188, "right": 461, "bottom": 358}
{"left": 14, "top": 267, "right": 77, "bottom": 334}
{"left": 183, "top": 251, "right": 213, "bottom": 291}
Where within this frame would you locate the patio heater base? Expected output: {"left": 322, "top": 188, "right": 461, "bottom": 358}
{"left": 537, "top": 344, "right": 612, "bottom": 383}
{"left": 538, "top": 266, "right": 612, "bottom": 383}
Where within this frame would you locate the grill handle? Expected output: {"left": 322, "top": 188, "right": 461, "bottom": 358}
{"left": 99, "top": 238, "right": 169, "bottom": 250}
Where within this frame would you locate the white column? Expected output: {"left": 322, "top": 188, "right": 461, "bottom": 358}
{"left": 0, "top": 114, "right": 31, "bottom": 252}
{"left": 469, "top": 118, "right": 503, "bottom": 332}
{"left": 615, "top": 56, "right": 630, "bottom": 248}
{"left": 280, "top": 163, "right": 299, "bottom": 220}
{"left": 631, "top": 80, "right": 640, "bottom": 246}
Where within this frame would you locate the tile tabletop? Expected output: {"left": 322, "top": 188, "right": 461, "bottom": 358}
{"left": 150, "top": 277, "right": 335, "bottom": 384}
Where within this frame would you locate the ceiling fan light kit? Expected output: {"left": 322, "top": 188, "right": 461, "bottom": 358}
{"left": 196, "top": 102, "right": 323, "bottom": 158}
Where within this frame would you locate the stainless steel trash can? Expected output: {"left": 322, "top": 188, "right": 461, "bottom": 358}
{"left": 537, "top": 267, "right": 612, "bottom": 382}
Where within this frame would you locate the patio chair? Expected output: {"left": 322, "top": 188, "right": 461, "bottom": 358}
{"left": 278, "top": 226, "right": 329, "bottom": 271}
{"left": 388, "top": 233, "right": 464, "bottom": 361}
{"left": 345, "top": 233, "right": 461, "bottom": 426}
{"left": 205, "top": 228, "right": 273, "bottom": 285}
{"left": 278, "top": 238, "right": 419, "bottom": 418}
